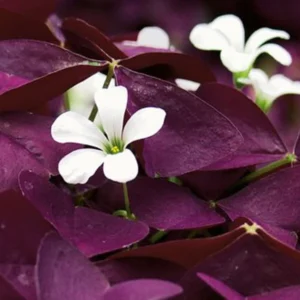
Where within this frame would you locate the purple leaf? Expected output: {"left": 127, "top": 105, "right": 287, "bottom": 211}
{"left": 250, "top": 285, "right": 300, "bottom": 299}
{"left": 116, "top": 43, "right": 173, "bottom": 57}
{"left": 0, "top": 264, "right": 36, "bottom": 300}
{"left": 218, "top": 166, "right": 300, "bottom": 236}
{"left": 0, "top": 40, "right": 107, "bottom": 111}
{"left": 0, "top": 190, "right": 51, "bottom": 264}
{"left": 0, "top": 276, "right": 24, "bottom": 300}
{"left": 95, "top": 178, "right": 224, "bottom": 230}
{"left": 0, "top": 9, "right": 57, "bottom": 43}
{"left": 0, "top": 112, "right": 78, "bottom": 191}
{"left": 120, "top": 52, "right": 216, "bottom": 83}
{"left": 101, "top": 279, "right": 183, "bottom": 300}
{"left": 197, "top": 273, "right": 244, "bottom": 300}
{"left": 196, "top": 83, "right": 288, "bottom": 170}
{"left": 36, "top": 232, "right": 110, "bottom": 300}
{"left": 0, "top": 72, "right": 29, "bottom": 95}
{"left": 111, "top": 226, "right": 246, "bottom": 269}
{"left": 198, "top": 273, "right": 300, "bottom": 300}
{"left": 19, "top": 171, "right": 149, "bottom": 257}
{"left": 114, "top": 66, "right": 243, "bottom": 177}
{"left": 97, "top": 257, "right": 186, "bottom": 285}
{"left": 180, "top": 232, "right": 300, "bottom": 299}
{"left": 62, "top": 18, "right": 127, "bottom": 60}
{"left": 180, "top": 168, "right": 248, "bottom": 200}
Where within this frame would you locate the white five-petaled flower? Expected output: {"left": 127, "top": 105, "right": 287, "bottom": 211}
{"left": 123, "top": 26, "right": 200, "bottom": 91}
{"left": 189, "top": 14, "right": 292, "bottom": 73}
{"left": 51, "top": 86, "right": 166, "bottom": 184}
{"left": 239, "top": 69, "right": 300, "bottom": 110}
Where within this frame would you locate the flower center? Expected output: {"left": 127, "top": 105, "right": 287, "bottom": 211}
{"left": 111, "top": 145, "right": 120, "bottom": 154}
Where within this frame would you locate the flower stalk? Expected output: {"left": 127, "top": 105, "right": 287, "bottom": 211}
{"left": 88, "top": 62, "right": 115, "bottom": 122}
{"left": 233, "top": 153, "right": 297, "bottom": 189}
{"left": 123, "top": 183, "right": 135, "bottom": 220}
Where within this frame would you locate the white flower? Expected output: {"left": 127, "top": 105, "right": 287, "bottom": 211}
{"left": 67, "top": 73, "right": 115, "bottom": 124}
{"left": 189, "top": 14, "right": 292, "bottom": 73}
{"left": 123, "top": 26, "right": 200, "bottom": 91}
{"left": 123, "top": 26, "right": 171, "bottom": 49}
{"left": 239, "top": 69, "right": 300, "bottom": 110}
{"left": 51, "top": 86, "right": 166, "bottom": 184}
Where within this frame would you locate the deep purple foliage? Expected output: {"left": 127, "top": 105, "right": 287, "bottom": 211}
{"left": 1, "top": 3, "right": 300, "bottom": 299}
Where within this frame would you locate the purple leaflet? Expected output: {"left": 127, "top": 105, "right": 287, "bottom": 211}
{"left": 19, "top": 171, "right": 149, "bottom": 257}
{"left": 97, "top": 257, "right": 186, "bottom": 285}
{"left": 0, "top": 190, "right": 51, "bottom": 264}
{"left": 218, "top": 166, "right": 300, "bottom": 243}
{"left": 120, "top": 52, "right": 216, "bottom": 83}
{"left": 197, "top": 273, "right": 244, "bottom": 300}
{"left": 0, "top": 264, "right": 36, "bottom": 300}
{"left": 115, "top": 43, "right": 173, "bottom": 57}
{"left": 62, "top": 18, "right": 127, "bottom": 60}
{"left": 36, "top": 232, "right": 110, "bottom": 300}
{"left": 111, "top": 226, "right": 246, "bottom": 269}
{"left": 180, "top": 231, "right": 300, "bottom": 299}
{"left": 249, "top": 285, "right": 300, "bottom": 299}
{"left": 95, "top": 177, "right": 225, "bottom": 230}
{"left": 196, "top": 83, "right": 288, "bottom": 170}
{"left": 0, "top": 112, "right": 78, "bottom": 191}
{"left": 0, "top": 39, "right": 107, "bottom": 111}
{"left": 180, "top": 168, "right": 248, "bottom": 200}
{"left": 101, "top": 279, "right": 183, "bottom": 300}
{"left": 0, "top": 72, "right": 29, "bottom": 95}
{"left": 114, "top": 66, "right": 243, "bottom": 177}
{"left": 0, "top": 276, "right": 24, "bottom": 300}
{"left": 198, "top": 273, "right": 300, "bottom": 300}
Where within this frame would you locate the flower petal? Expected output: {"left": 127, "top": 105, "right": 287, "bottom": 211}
{"left": 103, "top": 149, "right": 138, "bottom": 183}
{"left": 94, "top": 86, "right": 128, "bottom": 141}
{"left": 220, "top": 46, "right": 253, "bottom": 72}
{"left": 254, "top": 43, "right": 292, "bottom": 66}
{"left": 51, "top": 111, "right": 108, "bottom": 149}
{"left": 137, "top": 26, "right": 170, "bottom": 49}
{"left": 174, "top": 78, "right": 200, "bottom": 91}
{"left": 58, "top": 149, "right": 106, "bottom": 184}
{"left": 210, "top": 14, "right": 245, "bottom": 51}
{"left": 245, "top": 28, "right": 290, "bottom": 52}
{"left": 123, "top": 107, "right": 166, "bottom": 147}
{"left": 189, "top": 24, "right": 229, "bottom": 51}
{"left": 238, "top": 68, "right": 269, "bottom": 86}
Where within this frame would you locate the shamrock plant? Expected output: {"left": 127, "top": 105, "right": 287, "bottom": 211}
{"left": 4, "top": 5, "right": 300, "bottom": 299}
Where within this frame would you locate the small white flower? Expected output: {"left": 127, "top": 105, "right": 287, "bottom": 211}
{"left": 51, "top": 86, "right": 166, "bottom": 184}
{"left": 189, "top": 14, "right": 292, "bottom": 73}
{"left": 67, "top": 73, "right": 115, "bottom": 124}
{"left": 123, "top": 26, "right": 200, "bottom": 91}
{"left": 239, "top": 69, "right": 300, "bottom": 110}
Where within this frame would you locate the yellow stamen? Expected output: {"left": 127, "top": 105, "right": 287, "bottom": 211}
{"left": 111, "top": 146, "right": 120, "bottom": 154}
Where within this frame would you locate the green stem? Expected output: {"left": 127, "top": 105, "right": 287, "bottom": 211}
{"left": 123, "top": 183, "right": 135, "bottom": 220}
{"left": 88, "top": 63, "right": 115, "bottom": 122}
{"left": 234, "top": 153, "right": 297, "bottom": 188}
{"left": 149, "top": 230, "right": 168, "bottom": 244}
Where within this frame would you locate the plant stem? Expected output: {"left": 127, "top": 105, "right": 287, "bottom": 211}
{"left": 88, "top": 62, "right": 115, "bottom": 122}
{"left": 149, "top": 230, "right": 168, "bottom": 244}
{"left": 233, "top": 153, "right": 297, "bottom": 188}
{"left": 123, "top": 183, "right": 134, "bottom": 220}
